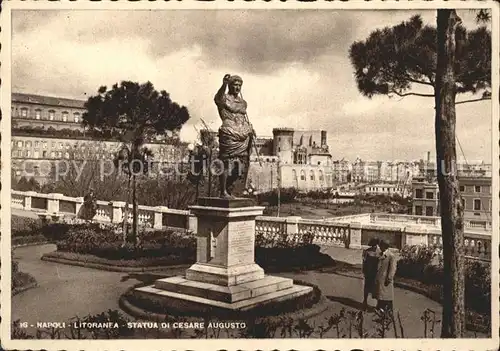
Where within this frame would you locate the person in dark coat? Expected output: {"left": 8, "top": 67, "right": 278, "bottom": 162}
{"left": 362, "top": 237, "right": 380, "bottom": 310}
{"left": 374, "top": 239, "right": 398, "bottom": 313}
{"left": 80, "top": 188, "right": 97, "bottom": 221}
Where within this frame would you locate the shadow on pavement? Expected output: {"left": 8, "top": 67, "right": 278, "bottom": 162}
{"left": 326, "top": 295, "right": 375, "bottom": 312}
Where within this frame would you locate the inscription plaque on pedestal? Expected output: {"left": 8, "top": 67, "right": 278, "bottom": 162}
{"left": 227, "top": 220, "right": 255, "bottom": 266}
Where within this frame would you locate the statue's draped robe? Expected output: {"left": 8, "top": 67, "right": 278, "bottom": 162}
{"left": 214, "top": 93, "right": 253, "bottom": 195}
{"left": 215, "top": 94, "right": 252, "bottom": 160}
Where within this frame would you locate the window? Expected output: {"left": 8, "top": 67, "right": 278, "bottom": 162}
{"left": 461, "top": 198, "right": 466, "bottom": 208}
{"left": 48, "top": 110, "right": 55, "bottom": 120}
{"left": 310, "top": 171, "right": 315, "bottom": 181}
{"left": 42, "top": 151, "right": 47, "bottom": 158}
{"left": 74, "top": 113, "right": 80, "bottom": 123}
{"left": 415, "top": 189, "right": 423, "bottom": 198}
{"left": 59, "top": 142, "right": 63, "bottom": 149}
{"left": 17, "top": 150, "right": 23, "bottom": 157}
{"left": 33, "top": 151, "right": 39, "bottom": 159}
{"left": 415, "top": 206, "right": 423, "bottom": 215}
{"left": 35, "top": 109, "right": 41, "bottom": 120}
{"left": 20, "top": 108, "right": 28, "bottom": 118}
{"left": 50, "top": 151, "right": 55, "bottom": 158}
{"left": 26, "top": 141, "right": 32, "bottom": 148}
{"left": 319, "top": 171, "right": 324, "bottom": 181}
{"left": 300, "top": 170, "right": 306, "bottom": 181}
{"left": 65, "top": 152, "right": 70, "bottom": 159}
{"left": 16, "top": 140, "right": 23, "bottom": 148}
{"left": 425, "top": 192, "right": 434, "bottom": 199}
{"left": 425, "top": 206, "right": 434, "bottom": 216}
{"left": 62, "top": 111, "right": 68, "bottom": 122}
{"left": 292, "top": 169, "right": 297, "bottom": 180}
{"left": 278, "top": 147, "right": 281, "bottom": 152}
{"left": 459, "top": 185, "right": 465, "bottom": 192}
{"left": 473, "top": 199, "right": 481, "bottom": 211}
{"left": 43, "top": 141, "right": 47, "bottom": 149}
{"left": 34, "top": 141, "right": 39, "bottom": 148}
{"left": 26, "top": 150, "right": 31, "bottom": 158}
{"left": 474, "top": 185, "right": 481, "bottom": 193}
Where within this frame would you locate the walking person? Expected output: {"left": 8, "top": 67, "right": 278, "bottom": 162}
{"left": 362, "top": 238, "right": 380, "bottom": 311}
{"left": 374, "top": 239, "right": 398, "bottom": 314}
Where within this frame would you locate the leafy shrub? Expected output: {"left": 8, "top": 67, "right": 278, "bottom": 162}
{"left": 57, "top": 224, "right": 122, "bottom": 254}
{"left": 12, "top": 260, "right": 38, "bottom": 292}
{"left": 40, "top": 222, "right": 76, "bottom": 242}
{"left": 396, "top": 245, "right": 491, "bottom": 321}
{"left": 396, "top": 245, "right": 436, "bottom": 280}
{"left": 56, "top": 224, "right": 196, "bottom": 261}
{"left": 11, "top": 215, "right": 43, "bottom": 237}
{"left": 465, "top": 260, "right": 491, "bottom": 314}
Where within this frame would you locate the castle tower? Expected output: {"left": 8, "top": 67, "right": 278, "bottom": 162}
{"left": 321, "top": 130, "right": 327, "bottom": 147}
{"left": 272, "top": 128, "right": 294, "bottom": 164}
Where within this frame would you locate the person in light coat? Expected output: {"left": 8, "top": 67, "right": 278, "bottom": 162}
{"left": 373, "top": 240, "right": 398, "bottom": 313}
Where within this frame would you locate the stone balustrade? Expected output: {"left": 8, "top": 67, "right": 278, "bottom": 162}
{"left": 11, "top": 190, "right": 193, "bottom": 231}
{"left": 11, "top": 190, "right": 491, "bottom": 260}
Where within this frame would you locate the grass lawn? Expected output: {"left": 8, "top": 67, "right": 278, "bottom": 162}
{"left": 263, "top": 201, "right": 393, "bottom": 219}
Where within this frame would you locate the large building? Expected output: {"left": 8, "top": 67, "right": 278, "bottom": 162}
{"left": 11, "top": 92, "right": 188, "bottom": 184}
{"left": 12, "top": 93, "right": 86, "bottom": 131}
{"left": 251, "top": 128, "right": 333, "bottom": 191}
{"left": 411, "top": 175, "right": 492, "bottom": 226}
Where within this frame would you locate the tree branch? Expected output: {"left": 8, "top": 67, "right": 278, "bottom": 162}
{"left": 380, "top": 69, "right": 434, "bottom": 87}
{"left": 455, "top": 97, "right": 491, "bottom": 105}
{"left": 390, "top": 89, "right": 435, "bottom": 98}
{"left": 406, "top": 76, "right": 435, "bottom": 87}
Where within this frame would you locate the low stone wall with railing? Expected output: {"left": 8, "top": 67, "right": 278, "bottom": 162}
{"left": 11, "top": 190, "right": 195, "bottom": 232}
{"left": 11, "top": 190, "right": 491, "bottom": 260}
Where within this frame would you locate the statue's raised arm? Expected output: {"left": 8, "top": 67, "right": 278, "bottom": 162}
{"left": 214, "top": 74, "right": 231, "bottom": 108}
{"left": 214, "top": 74, "right": 253, "bottom": 199}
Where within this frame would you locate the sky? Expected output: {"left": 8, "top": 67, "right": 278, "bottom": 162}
{"left": 11, "top": 9, "right": 492, "bottom": 162}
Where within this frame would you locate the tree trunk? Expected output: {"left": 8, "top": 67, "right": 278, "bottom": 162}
{"left": 122, "top": 175, "right": 131, "bottom": 247}
{"left": 435, "top": 9, "right": 465, "bottom": 338}
{"left": 132, "top": 174, "right": 139, "bottom": 247}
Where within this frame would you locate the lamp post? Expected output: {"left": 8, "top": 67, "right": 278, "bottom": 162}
{"left": 277, "top": 157, "right": 281, "bottom": 217}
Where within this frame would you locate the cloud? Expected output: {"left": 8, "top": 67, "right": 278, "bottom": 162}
{"left": 11, "top": 9, "right": 492, "bottom": 162}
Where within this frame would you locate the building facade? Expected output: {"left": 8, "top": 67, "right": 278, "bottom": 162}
{"left": 12, "top": 93, "right": 86, "bottom": 131}
{"left": 411, "top": 177, "right": 440, "bottom": 216}
{"left": 11, "top": 135, "right": 188, "bottom": 180}
{"left": 411, "top": 176, "right": 492, "bottom": 225}
{"left": 364, "top": 183, "right": 398, "bottom": 196}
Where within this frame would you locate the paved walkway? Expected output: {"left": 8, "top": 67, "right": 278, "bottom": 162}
{"left": 10, "top": 244, "right": 471, "bottom": 338}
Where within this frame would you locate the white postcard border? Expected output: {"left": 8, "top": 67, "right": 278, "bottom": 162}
{"left": 1, "top": 1, "right": 499, "bottom": 350}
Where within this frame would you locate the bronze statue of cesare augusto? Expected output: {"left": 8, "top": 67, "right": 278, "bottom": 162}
{"left": 214, "top": 74, "right": 255, "bottom": 199}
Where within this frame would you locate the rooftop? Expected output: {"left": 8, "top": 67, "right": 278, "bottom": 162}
{"left": 12, "top": 92, "right": 86, "bottom": 109}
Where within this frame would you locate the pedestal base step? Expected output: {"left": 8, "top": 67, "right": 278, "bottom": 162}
{"left": 185, "top": 263, "right": 265, "bottom": 286}
{"left": 134, "top": 283, "right": 312, "bottom": 312}
{"left": 154, "top": 275, "right": 293, "bottom": 303}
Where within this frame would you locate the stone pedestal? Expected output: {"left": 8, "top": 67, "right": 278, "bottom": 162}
{"left": 135, "top": 197, "right": 312, "bottom": 312}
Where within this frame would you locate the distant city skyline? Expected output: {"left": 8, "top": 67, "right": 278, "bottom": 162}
{"left": 12, "top": 10, "right": 492, "bottom": 162}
